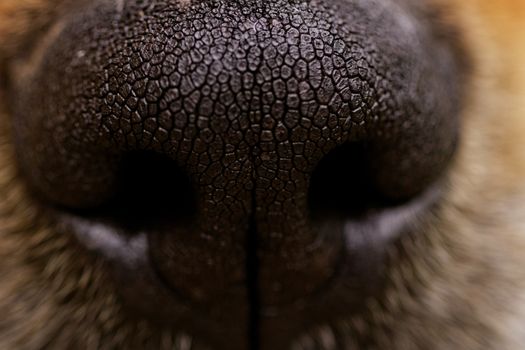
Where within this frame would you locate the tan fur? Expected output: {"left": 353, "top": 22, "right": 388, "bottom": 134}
{"left": 0, "top": 0, "right": 67, "bottom": 59}
{"left": 1, "top": 0, "right": 525, "bottom": 349}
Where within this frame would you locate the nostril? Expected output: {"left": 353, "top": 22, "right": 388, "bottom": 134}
{"left": 306, "top": 139, "right": 447, "bottom": 267}
{"left": 306, "top": 140, "right": 447, "bottom": 307}
{"left": 69, "top": 150, "right": 197, "bottom": 231}
{"left": 308, "top": 142, "right": 403, "bottom": 221}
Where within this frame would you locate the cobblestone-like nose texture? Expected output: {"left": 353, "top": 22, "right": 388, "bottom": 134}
{"left": 11, "top": 0, "right": 463, "bottom": 348}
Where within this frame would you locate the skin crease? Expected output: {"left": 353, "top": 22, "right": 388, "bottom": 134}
{"left": 0, "top": 0, "right": 524, "bottom": 349}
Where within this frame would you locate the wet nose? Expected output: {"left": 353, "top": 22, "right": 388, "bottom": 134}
{"left": 11, "top": 0, "right": 462, "bottom": 318}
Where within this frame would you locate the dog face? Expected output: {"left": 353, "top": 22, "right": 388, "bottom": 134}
{"left": 0, "top": 0, "right": 524, "bottom": 349}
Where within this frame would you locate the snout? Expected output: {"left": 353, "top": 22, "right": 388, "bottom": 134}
{"left": 8, "top": 0, "right": 464, "bottom": 348}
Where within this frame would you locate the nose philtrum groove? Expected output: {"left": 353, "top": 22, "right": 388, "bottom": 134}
{"left": 246, "top": 170, "right": 261, "bottom": 350}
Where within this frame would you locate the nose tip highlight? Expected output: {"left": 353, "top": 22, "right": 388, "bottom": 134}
{"left": 11, "top": 0, "right": 463, "bottom": 325}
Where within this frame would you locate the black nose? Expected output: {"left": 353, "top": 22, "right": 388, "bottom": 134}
{"left": 10, "top": 0, "right": 463, "bottom": 347}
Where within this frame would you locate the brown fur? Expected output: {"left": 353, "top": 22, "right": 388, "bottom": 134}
{"left": 1, "top": 0, "right": 525, "bottom": 349}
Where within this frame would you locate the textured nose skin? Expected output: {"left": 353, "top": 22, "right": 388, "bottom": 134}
{"left": 11, "top": 0, "right": 463, "bottom": 347}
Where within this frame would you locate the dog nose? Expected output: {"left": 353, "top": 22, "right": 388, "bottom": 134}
{"left": 10, "top": 0, "right": 462, "bottom": 325}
